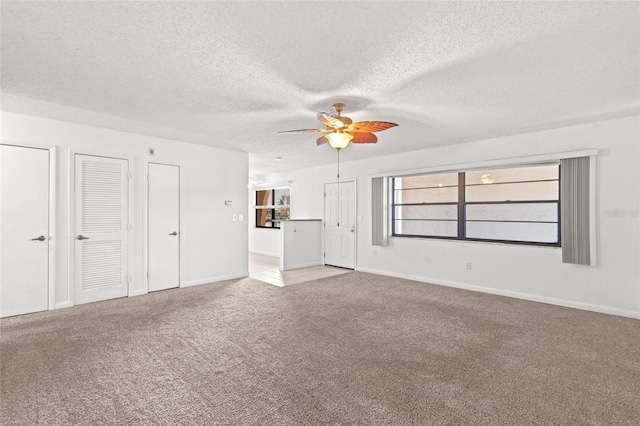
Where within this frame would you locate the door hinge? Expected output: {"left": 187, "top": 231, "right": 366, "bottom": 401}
{"left": 126, "top": 276, "right": 131, "bottom": 284}
{"left": 128, "top": 171, "right": 133, "bottom": 180}
{"left": 146, "top": 271, "right": 149, "bottom": 279}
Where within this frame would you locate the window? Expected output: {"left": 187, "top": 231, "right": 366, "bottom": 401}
{"left": 255, "top": 187, "right": 290, "bottom": 229}
{"left": 392, "top": 164, "right": 560, "bottom": 245}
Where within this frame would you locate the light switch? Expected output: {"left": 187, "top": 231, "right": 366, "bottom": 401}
{"left": 232, "top": 214, "right": 237, "bottom": 221}
{"left": 239, "top": 214, "right": 244, "bottom": 222}
{"left": 357, "top": 215, "right": 363, "bottom": 221}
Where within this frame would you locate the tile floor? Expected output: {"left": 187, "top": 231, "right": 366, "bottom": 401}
{"left": 249, "top": 252, "right": 351, "bottom": 287}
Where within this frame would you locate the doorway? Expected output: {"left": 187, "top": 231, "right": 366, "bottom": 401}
{"left": 147, "top": 162, "right": 180, "bottom": 292}
{"left": 324, "top": 180, "right": 356, "bottom": 269}
{"left": 0, "top": 145, "right": 51, "bottom": 317}
{"left": 74, "top": 154, "right": 130, "bottom": 305}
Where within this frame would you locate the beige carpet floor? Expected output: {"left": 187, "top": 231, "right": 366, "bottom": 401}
{"left": 1, "top": 272, "right": 639, "bottom": 425}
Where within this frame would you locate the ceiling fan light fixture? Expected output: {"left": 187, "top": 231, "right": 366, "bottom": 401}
{"left": 326, "top": 132, "right": 353, "bottom": 150}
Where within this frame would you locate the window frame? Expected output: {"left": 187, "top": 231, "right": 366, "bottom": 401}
{"left": 255, "top": 186, "right": 290, "bottom": 229}
{"left": 391, "top": 165, "right": 561, "bottom": 246}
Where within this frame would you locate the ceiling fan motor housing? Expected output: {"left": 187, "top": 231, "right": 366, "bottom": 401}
{"left": 332, "top": 103, "right": 346, "bottom": 115}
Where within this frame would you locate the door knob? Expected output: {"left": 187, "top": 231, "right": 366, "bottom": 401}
{"left": 168, "top": 231, "right": 178, "bottom": 236}
{"left": 31, "top": 235, "right": 46, "bottom": 241}
{"left": 77, "top": 235, "right": 90, "bottom": 240}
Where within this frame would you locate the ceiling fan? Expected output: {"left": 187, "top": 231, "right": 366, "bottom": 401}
{"left": 278, "top": 103, "right": 398, "bottom": 150}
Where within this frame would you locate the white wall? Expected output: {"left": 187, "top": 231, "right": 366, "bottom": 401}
{"left": 249, "top": 227, "right": 281, "bottom": 257}
{"left": 1, "top": 111, "right": 248, "bottom": 309}
{"left": 252, "top": 115, "right": 640, "bottom": 318}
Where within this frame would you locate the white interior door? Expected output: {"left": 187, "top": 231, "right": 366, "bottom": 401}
{"left": 324, "top": 180, "right": 356, "bottom": 269}
{"left": 0, "top": 145, "right": 50, "bottom": 317}
{"left": 74, "top": 154, "right": 129, "bottom": 305}
{"left": 148, "top": 163, "right": 180, "bottom": 292}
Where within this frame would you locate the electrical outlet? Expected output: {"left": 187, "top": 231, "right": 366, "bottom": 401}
{"left": 239, "top": 214, "right": 244, "bottom": 222}
{"left": 232, "top": 214, "right": 237, "bottom": 221}
{"left": 465, "top": 261, "right": 472, "bottom": 270}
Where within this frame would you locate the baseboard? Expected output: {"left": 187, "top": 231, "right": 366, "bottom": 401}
{"left": 356, "top": 267, "right": 640, "bottom": 320}
{"left": 54, "top": 301, "right": 73, "bottom": 310}
{"left": 283, "top": 261, "right": 321, "bottom": 271}
{"left": 129, "top": 289, "right": 147, "bottom": 297}
{"left": 249, "top": 250, "right": 279, "bottom": 257}
{"left": 182, "top": 274, "right": 248, "bottom": 288}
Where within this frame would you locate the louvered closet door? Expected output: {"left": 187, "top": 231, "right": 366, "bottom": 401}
{"left": 74, "top": 155, "right": 129, "bottom": 305}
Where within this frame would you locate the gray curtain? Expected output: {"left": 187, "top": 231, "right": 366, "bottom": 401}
{"left": 560, "top": 157, "right": 591, "bottom": 265}
{"left": 372, "top": 177, "right": 387, "bottom": 246}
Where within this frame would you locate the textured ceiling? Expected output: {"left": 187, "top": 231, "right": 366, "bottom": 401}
{"left": 2, "top": 1, "right": 639, "bottom": 177}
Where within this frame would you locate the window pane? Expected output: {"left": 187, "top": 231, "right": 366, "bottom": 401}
{"left": 256, "top": 208, "right": 270, "bottom": 227}
{"left": 466, "top": 181, "right": 558, "bottom": 202}
{"left": 395, "top": 173, "right": 458, "bottom": 189}
{"left": 256, "top": 189, "right": 272, "bottom": 207}
{"left": 466, "top": 203, "right": 558, "bottom": 222}
{"left": 466, "top": 221, "right": 558, "bottom": 243}
{"left": 465, "top": 164, "right": 558, "bottom": 185}
{"left": 274, "top": 207, "right": 290, "bottom": 221}
{"left": 395, "top": 187, "right": 458, "bottom": 204}
{"left": 394, "top": 220, "right": 457, "bottom": 237}
{"left": 274, "top": 188, "right": 290, "bottom": 206}
{"left": 395, "top": 205, "right": 457, "bottom": 220}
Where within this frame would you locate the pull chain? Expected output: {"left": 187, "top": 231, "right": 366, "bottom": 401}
{"left": 337, "top": 149, "right": 340, "bottom": 227}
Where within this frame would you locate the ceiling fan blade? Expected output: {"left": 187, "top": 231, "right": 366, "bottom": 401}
{"left": 317, "top": 112, "right": 345, "bottom": 129}
{"left": 348, "top": 121, "right": 398, "bottom": 133}
{"left": 278, "top": 128, "right": 330, "bottom": 134}
{"left": 350, "top": 132, "right": 378, "bottom": 144}
{"left": 316, "top": 135, "right": 329, "bottom": 145}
